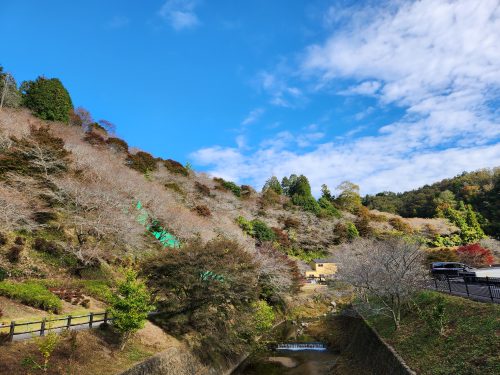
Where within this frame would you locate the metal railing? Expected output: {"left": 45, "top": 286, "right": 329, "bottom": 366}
{"left": 430, "top": 275, "right": 500, "bottom": 303}
{"left": 0, "top": 311, "right": 111, "bottom": 342}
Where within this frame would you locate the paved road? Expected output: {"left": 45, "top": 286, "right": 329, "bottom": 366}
{"left": 430, "top": 278, "right": 500, "bottom": 304}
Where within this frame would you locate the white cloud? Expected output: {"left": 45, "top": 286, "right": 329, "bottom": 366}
{"left": 241, "top": 108, "right": 264, "bottom": 126}
{"left": 342, "top": 81, "right": 381, "bottom": 96}
{"left": 158, "top": 0, "right": 200, "bottom": 31}
{"left": 191, "top": 0, "right": 500, "bottom": 194}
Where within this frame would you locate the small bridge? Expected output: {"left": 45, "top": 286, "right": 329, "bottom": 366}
{"left": 276, "top": 342, "right": 327, "bottom": 351}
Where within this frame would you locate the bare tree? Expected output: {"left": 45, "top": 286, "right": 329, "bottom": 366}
{"left": 0, "top": 71, "right": 21, "bottom": 110}
{"left": 335, "top": 237, "right": 427, "bottom": 329}
{"left": 52, "top": 177, "right": 144, "bottom": 265}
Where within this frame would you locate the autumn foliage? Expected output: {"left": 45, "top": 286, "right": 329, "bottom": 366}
{"left": 456, "top": 243, "right": 494, "bottom": 267}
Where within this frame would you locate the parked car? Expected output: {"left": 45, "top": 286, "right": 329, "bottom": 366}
{"left": 431, "top": 262, "right": 470, "bottom": 279}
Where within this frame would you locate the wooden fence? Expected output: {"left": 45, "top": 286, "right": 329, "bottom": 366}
{"left": 0, "top": 311, "right": 111, "bottom": 341}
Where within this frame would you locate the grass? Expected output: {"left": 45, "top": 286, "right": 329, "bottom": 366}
{"left": 0, "top": 281, "right": 62, "bottom": 313}
{"left": 366, "top": 291, "right": 500, "bottom": 375}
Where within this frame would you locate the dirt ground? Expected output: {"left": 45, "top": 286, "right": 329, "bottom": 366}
{"left": 0, "top": 322, "right": 179, "bottom": 375}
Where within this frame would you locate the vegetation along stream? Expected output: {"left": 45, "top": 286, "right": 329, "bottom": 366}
{"left": 233, "top": 319, "right": 346, "bottom": 375}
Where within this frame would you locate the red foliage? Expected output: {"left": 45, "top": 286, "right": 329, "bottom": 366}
{"left": 456, "top": 243, "right": 494, "bottom": 267}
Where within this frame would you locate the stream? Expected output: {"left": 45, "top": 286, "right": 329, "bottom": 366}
{"left": 232, "top": 321, "right": 339, "bottom": 375}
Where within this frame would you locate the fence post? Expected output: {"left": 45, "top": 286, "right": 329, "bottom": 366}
{"left": 486, "top": 277, "right": 494, "bottom": 302}
{"left": 464, "top": 278, "right": 470, "bottom": 297}
{"left": 67, "top": 316, "right": 72, "bottom": 330}
{"left": 40, "top": 318, "right": 46, "bottom": 336}
{"left": 104, "top": 310, "right": 108, "bottom": 325}
{"left": 434, "top": 278, "right": 438, "bottom": 289}
{"left": 446, "top": 276, "right": 452, "bottom": 294}
{"left": 9, "top": 321, "right": 15, "bottom": 341}
{"left": 89, "top": 313, "right": 94, "bottom": 329}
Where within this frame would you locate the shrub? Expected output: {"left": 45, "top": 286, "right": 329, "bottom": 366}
{"left": 260, "top": 188, "right": 282, "bottom": 208}
{"left": 286, "top": 247, "right": 329, "bottom": 263}
{"left": 164, "top": 182, "right": 185, "bottom": 196}
{"left": 214, "top": 177, "right": 241, "bottom": 197}
{"left": 318, "top": 197, "right": 341, "bottom": 218}
{"left": 456, "top": 243, "right": 494, "bottom": 267}
{"left": 110, "top": 269, "right": 154, "bottom": 350}
{"left": 21, "top": 77, "right": 73, "bottom": 123}
{"left": 252, "top": 220, "right": 277, "bottom": 243}
{"left": 33, "top": 238, "right": 62, "bottom": 256}
{"left": 33, "top": 211, "right": 58, "bottom": 224}
{"left": 292, "top": 194, "right": 321, "bottom": 214}
{"left": 0, "top": 281, "right": 62, "bottom": 312}
{"left": 283, "top": 217, "right": 300, "bottom": 229}
{"left": 240, "top": 185, "right": 254, "bottom": 198}
{"left": 237, "top": 216, "right": 254, "bottom": 236}
{"left": 193, "top": 205, "right": 211, "bottom": 217}
{"left": 7, "top": 245, "right": 23, "bottom": 262}
{"left": 252, "top": 300, "right": 275, "bottom": 334}
{"left": 14, "top": 236, "right": 25, "bottom": 246}
{"left": 347, "top": 222, "right": 360, "bottom": 240}
{"left": 194, "top": 181, "right": 210, "bottom": 196}
{"left": 0, "top": 267, "right": 8, "bottom": 281}
{"left": 126, "top": 151, "right": 158, "bottom": 174}
{"left": 354, "top": 215, "right": 373, "bottom": 237}
{"left": 272, "top": 227, "right": 291, "bottom": 247}
{"left": 0, "top": 232, "right": 7, "bottom": 246}
{"left": 389, "top": 217, "right": 413, "bottom": 234}
{"left": 163, "top": 159, "right": 188, "bottom": 176}
{"left": 83, "top": 131, "right": 106, "bottom": 147}
{"left": 106, "top": 137, "right": 129, "bottom": 153}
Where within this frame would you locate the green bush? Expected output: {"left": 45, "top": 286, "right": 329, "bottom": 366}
{"left": 252, "top": 220, "right": 277, "bottom": 242}
{"left": 214, "top": 177, "right": 241, "bottom": 197}
{"left": 237, "top": 216, "right": 276, "bottom": 243}
{"left": 318, "top": 197, "right": 341, "bottom": 218}
{"left": 21, "top": 77, "right": 73, "bottom": 123}
{"left": 0, "top": 281, "right": 61, "bottom": 312}
{"left": 252, "top": 300, "right": 275, "bottom": 334}
{"left": 346, "top": 222, "right": 360, "bottom": 240}
{"left": 291, "top": 194, "right": 320, "bottom": 214}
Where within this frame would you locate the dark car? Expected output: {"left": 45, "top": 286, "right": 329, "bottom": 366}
{"left": 431, "top": 262, "right": 470, "bottom": 280}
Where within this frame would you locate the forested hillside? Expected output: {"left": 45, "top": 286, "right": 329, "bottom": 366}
{"left": 0, "top": 67, "right": 498, "bottom": 373}
{"left": 363, "top": 169, "right": 499, "bottom": 238}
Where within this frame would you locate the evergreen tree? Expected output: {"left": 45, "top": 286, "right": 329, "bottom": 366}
{"left": 262, "top": 176, "right": 283, "bottom": 195}
{"left": 21, "top": 76, "right": 73, "bottom": 123}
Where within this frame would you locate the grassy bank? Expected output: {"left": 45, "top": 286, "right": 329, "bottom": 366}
{"left": 366, "top": 291, "right": 500, "bottom": 375}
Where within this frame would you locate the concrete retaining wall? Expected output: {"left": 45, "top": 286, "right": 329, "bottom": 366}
{"left": 335, "top": 312, "right": 416, "bottom": 375}
{"left": 119, "top": 346, "right": 211, "bottom": 375}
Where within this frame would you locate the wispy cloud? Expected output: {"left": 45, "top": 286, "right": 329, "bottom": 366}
{"left": 158, "top": 0, "right": 200, "bottom": 31}
{"left": 241, "top": 108, "right": 264, "bottom": 126}
{"left": 192, "top": 0, "right": 500, "bottom": 194}
{"left": 257, "top": 71, "right": 305, "bottom": 108}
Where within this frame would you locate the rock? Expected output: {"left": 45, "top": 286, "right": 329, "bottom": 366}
{"left": 330, "top": 301, "right": 337, "bottom": 308}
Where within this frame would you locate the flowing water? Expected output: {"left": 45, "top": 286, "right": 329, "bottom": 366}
{"left": 232, "top": 321, "right": 339, "bottom": 375}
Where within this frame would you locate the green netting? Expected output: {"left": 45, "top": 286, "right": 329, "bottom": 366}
{"left": 135, "top": 201, "right": 180, "bottom": 248}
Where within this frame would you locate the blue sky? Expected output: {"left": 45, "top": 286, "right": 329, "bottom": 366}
{"left": 1, "top": 0, "right": 499, "bottom": 195}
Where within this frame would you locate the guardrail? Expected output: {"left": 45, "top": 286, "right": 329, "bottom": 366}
{"left": 0, "top": 311, "right": 111, "bottom": 342}
{"left": 430, "top": 275, "right": 500, "bottom": 303}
